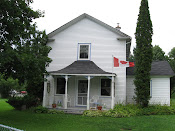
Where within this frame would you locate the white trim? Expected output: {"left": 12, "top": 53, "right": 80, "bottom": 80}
{"left": 64, "top": 75, "right": 68, "bottom": 109}
{"left": 99, "top": 96, "right": 112, "bottom": 98}
{"left": 111, "top": 76, "right": 114, "bottom": 109}
{"left": 48, "top": 13, "right": 131, "bottom": 38}
{"left": 127, "top": 75, "right": 172, "bottom": 78}
{"left": 43, "top": 75, "right": 47, "bottom": 107}
{"left": 87, "top": 76, "right": 90, "bottom": 110}
{"left": 112, "top": 55, "right": 114, "bottom": 73}
{"left": 50, "top": 73, "right": 116, "bottom": 77}
{"left": 54, "top": 94, "right": 64, "bottom": 96}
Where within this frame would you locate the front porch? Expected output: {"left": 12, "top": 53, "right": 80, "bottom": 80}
{"left": 43, "top": 75, "right": 115, "bottom": 110}
{"left": 43, "top": 61, "right": 116, "bottom": 110}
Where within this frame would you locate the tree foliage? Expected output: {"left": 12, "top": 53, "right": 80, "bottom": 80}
{"left": 134, "top": 0, "right": 153, "bottom": 107}
{"left": 0, "top": 0, "right": 51, "bottom": 99}
{"left": 168, "top": 47, "right": 175, "bottom": 96}
{"left": 128, "top": 54, "right": 135, "bottom": 62}
{"left": 153, "top": 45, "right": 166, "bottom": 61}
{"left": 0, "top": 74, "right": 20, "bottom": 98}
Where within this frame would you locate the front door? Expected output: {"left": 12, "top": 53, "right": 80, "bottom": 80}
{"left": 77, "top": 80, "right": 88, "bottom": 105}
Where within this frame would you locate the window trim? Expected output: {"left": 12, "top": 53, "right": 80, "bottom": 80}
{"left": 77, "top": 43, "right": 91, "bottom": 60}
{"left": 100, "top": 78, "right": 111, "bottom": 97}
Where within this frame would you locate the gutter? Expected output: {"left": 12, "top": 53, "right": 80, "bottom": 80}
{"left": 117, "top": 37, "right": 131, "bottom": 41}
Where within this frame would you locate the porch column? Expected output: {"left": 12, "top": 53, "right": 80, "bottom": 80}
{"left": 64, "top": 75, "right": 68, "bottom": 109}
{"left": 111, "top": 76, "right": 115, "bottom": 109}
{"left": 43, "top": 75, "right": 47, "bottom": 107}
{"left": 87, "top": 76, "right": 90, "bottom": 110}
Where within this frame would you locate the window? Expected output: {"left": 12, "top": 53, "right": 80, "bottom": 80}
{"left": 78, "top": 43, "right": 91, "bottom": 60}
{"left": 56, "top": 78, "right": 65, "bottom": 94}
{"left": 101, "top": 79, "right": 111, "bottom": 96}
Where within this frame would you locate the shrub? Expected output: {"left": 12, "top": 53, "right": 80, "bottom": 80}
{"left": 30, "top": 107, "right": 64, "bottom": 114}
{"left": 7, "top": 95, "right": 40, "bottom": 110}
{"left": 83, "top": 104, "right": 175, "bottom": 118}
{"left": 48, "top": 109, "right": 64, "bottom": 114}
{"left": 30, "top": 106, "right": 48, "bottom": 113}
{"left": 83, "top": 110, "right": 103, "bottom": 117}
{"left": 142, "top": 105, "right": 175, "bottom": 115}
{"left": 23, "top": 95, "right": 40, "bottom": 109}
{"left": 6, "top": 97, "right": 24, "bottom": 110}
{"left": 104, "top": 104, "right": 142, "bottom": 118}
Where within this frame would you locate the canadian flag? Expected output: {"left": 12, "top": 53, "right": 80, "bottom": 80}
{"left": 114, "top": 57, "right": 134, "bottom": 67}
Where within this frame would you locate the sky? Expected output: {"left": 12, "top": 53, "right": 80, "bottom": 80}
{"left": 31, "top": 0, "right": 175, "bottom": 55}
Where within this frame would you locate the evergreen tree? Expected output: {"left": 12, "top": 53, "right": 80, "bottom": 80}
{"left": 134, "top": 0, "right": 153, "bottom": 107}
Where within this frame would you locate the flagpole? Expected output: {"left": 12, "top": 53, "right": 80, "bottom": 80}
{"left": 112, "top": 55, "right": 114, "bottom": 73}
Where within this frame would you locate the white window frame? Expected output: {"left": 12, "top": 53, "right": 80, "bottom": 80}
{"left": 77, "top": 43, "right": 91, "bottom": 60}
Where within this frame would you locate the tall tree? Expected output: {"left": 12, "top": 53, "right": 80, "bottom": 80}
{"left": 168, "top": 47, "right": 175, "bottom": 96}
{"left": 153, "top": 45, "right": 166, "bottom": 61}
{"left": 134, "top": 0, "right": 153, "bottom": 107}
{"left": 0, "top": 0, "right": 51, "bottom": 99}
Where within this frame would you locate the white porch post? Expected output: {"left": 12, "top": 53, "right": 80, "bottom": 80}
{"left": 64, "top": 75, "right": 68, "bottom": 109}
{"left": 87, "top": 76, "right": 90, "bottom": 110}
{"left": 111, "top": 76, "right": 115, "bottom": 109}
{"left": 43, "top": 75, "right": 47, "bottom": 107}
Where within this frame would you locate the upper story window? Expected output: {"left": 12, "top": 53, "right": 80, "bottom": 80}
{"left": 78, "top": 43, "right": 91, "bottom": 60}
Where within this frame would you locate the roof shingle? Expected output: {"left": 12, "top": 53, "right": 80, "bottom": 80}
{"left": 49, "top": 61, "right": 112, "bottom": 75}
{"left": 127, "top": 61, "right": 175, "bottom": 76}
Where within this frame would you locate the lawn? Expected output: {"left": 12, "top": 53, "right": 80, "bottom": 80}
{"left": 1, "top": 99, "right": 175, "bottom": 131}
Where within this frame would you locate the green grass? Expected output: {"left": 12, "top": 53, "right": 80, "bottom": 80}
{"left": 1, "top": 99, "right": 175, "bottom": 131}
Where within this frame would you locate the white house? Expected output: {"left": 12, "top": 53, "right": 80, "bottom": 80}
{"left": 43, "top": 13, "right": 174, "bottom": 110}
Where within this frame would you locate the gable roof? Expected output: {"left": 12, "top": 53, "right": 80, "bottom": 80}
{"left": 127, "top": 61, "right": 175, "bottom": 76}
{"left": 48, "top": 13, "right": 132, "bottom": 59}
{"left": 49, "top": 61, "right": 114, "bottom": 76}
{"left": 48, "top": 13, "right": 131, "bottom": 39}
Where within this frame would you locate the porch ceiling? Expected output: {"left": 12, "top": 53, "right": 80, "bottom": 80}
{"left": 49, "top": 61, "right": 115, "bottom": 76}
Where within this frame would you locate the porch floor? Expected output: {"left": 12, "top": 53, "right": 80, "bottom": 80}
{"left": 48, "top": 106, "right": 87, "bottom": 114}
{"left": 47, "top": 106, "right": 110, "bottom": 114}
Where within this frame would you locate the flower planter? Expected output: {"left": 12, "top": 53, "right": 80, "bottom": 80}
{"left": 52, "top": 104, "right": 56, "bottom": 108}
{"left": 97, "top": 106, "right": 102, "bottom": 110}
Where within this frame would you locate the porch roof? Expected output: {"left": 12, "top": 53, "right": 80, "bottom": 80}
{"left": 49, "top": 61, "right": 115, "bottom": 76}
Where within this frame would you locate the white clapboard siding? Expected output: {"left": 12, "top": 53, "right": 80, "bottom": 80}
{"left": 47, "top": 18, "right": 126, "bottom": 72}
{"left": 126, "top": 77, "right": 170, "bottom": 105}
{"left": 150, "top": 78, "right": 170, "bottom": 105}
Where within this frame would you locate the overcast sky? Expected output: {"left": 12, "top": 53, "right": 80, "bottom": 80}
{"left": 31, "top": 0, "right": 175, "bottom": 55}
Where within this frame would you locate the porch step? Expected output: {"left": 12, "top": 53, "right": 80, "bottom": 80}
{"left": 63, "top": 109, "right": 84, "bottom": 114}
{"left": 53, "top": 108, "right": 86, "bottom": 115}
